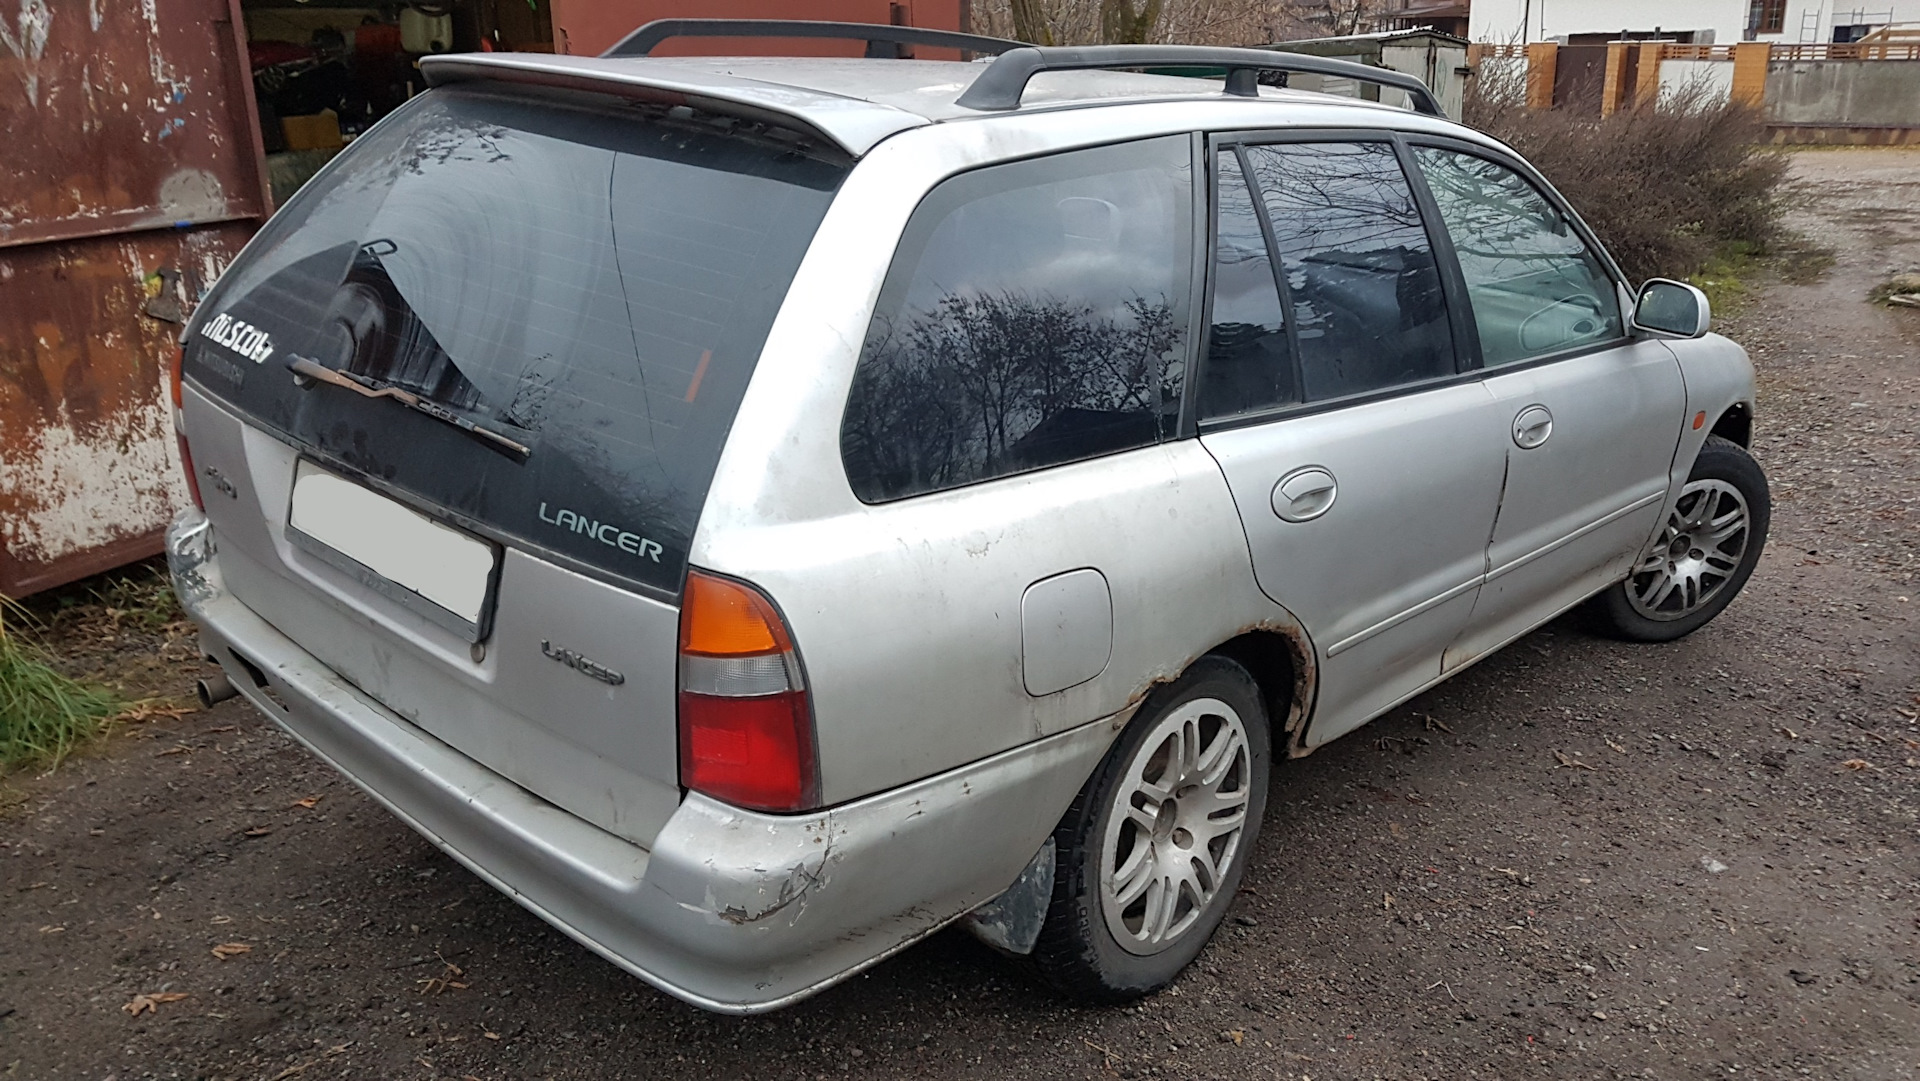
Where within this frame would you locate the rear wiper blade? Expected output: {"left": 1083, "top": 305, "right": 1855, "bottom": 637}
{"left": 287, "top": 355, "right": 531, "bottom": 461}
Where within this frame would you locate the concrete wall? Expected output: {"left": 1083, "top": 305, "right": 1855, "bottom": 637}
{"left": 1658, "top": 58, "right": 1736, "bottom": 104}
{"left": 1470, "top": 0, "right": 1747, "bottom": 44}
{"left": 1467, "top": 0, "right": 1917, "bottom": 45}
{"left": 1488, "top": 40, "right": 1920, "bottom": 135}
{"left": 1766, "top": 59, "right": 1920, "bottom": 127}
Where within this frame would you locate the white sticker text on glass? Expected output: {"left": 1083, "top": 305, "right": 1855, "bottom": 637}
{"left": 199, "top": 312, "right": 275, "bottom": 364}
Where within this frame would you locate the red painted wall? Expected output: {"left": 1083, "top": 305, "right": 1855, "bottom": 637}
{"left": 550, "top": 0, "right": 969, "bottom": 60}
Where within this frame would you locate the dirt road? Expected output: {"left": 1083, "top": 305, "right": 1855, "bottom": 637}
{"left": 4, "top": 149, "right": 1916, "bottom": 1081}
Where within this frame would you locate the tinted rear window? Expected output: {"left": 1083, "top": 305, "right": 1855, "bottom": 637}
{"left": 184, "top": 86, "right": 846, "bottom": 597}
{"left": 840, "top": 136, "right": 1193, "bottom": 503}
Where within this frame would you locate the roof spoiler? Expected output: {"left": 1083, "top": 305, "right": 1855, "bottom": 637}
{"left": 603, "top": 18, "right": 1028, "bottom": 60}
{"left": 954, "top": 44, "right": 1446, "bottom": 116}
{"left": 419, "top": 53, "right": 925, "bottom": 157}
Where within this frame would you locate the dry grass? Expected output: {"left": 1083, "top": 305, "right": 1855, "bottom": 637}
{"left": 1869, "top": 272, "right": 1920, "bottom": 306}
{"left": 34, "top": 560, "right": 183, "bottom": 637}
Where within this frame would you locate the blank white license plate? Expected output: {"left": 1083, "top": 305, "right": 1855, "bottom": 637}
{"left": 288, "top": 460, "right": 497, "bottom": 635}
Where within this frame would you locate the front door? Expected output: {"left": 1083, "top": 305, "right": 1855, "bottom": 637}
{"left": 1405, "top": 144, "right": 1687, "bottom": 665}
{"left": 1196, "top": 139, "right": 1507, "bottom": 747}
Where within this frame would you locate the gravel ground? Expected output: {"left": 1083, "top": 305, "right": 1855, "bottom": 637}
{"left": 3, "top": 148, "right": 1916, "bottom": 1081}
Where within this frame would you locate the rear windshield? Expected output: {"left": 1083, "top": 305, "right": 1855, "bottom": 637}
{"left": 183, "top": 85, "right": 846, "bottom": 597}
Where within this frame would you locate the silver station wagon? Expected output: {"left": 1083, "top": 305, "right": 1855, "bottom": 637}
{"left": 167, "top": 20, "right": 1769, "bottom": 1014}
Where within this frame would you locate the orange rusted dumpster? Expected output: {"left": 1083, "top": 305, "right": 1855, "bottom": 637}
{"left": 0, "top": 0, "right": 270, "bottom": 596}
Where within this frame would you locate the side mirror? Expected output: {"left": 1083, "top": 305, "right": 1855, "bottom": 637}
{"left": 1632, "top": 279, "right": 1712, "bottom": 338}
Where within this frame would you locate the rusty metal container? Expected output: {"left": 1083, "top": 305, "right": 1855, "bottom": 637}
{"left": 1, "top": 0, "right": 268, "bottom": 596}
{"left": 0, "top": 0, "right": 970, "bottom": 596}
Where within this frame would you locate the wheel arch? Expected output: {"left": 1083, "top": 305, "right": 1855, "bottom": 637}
{"left": 1711, "top": 401, "right": 1753, "bottom": 448}
{"left": 1207, "top": 626, "right": 1316, "bottom": 757}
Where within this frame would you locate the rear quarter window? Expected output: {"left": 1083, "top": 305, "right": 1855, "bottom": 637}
{"left": 183, "top": 86, "right": 847, "bottom": 597}
{"left": 840, "top": 136, "right": 1194, "bottom": 503}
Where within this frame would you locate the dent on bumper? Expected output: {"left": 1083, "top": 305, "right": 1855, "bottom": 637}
{"left": 168, "top": 512, "right": 1115, "bottom": 1013}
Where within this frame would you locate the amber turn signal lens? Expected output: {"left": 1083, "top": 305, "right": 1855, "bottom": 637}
{"left": 1693, "top": 411, "right": 1707, "bottom": 430}
{"left": 681, "top": 571, "right": 792, "bottom": 656}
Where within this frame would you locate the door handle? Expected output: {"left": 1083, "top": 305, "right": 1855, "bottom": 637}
{"left": 1512, "top": 404, "right": 1554, "bottom": 450}
{"left": 1272, "top": 467, "right": 1338, "bottom": 523}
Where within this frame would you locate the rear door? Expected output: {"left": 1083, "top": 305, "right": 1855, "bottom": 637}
{"left": 180, "top": 85, "right": 846, "bottom": 845}
{"left": 1196, "top": 137, "right": 1508, "bottom": 748}
{"left": 1405, "top": 143, "right": 1685, "bottom": 666}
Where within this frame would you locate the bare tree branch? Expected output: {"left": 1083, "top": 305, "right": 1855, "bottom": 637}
{"left": 1100, "top": 0, "right": 1166, "bottom": 43}
{"left": 975, "top": 0, "right": 1391, "bottom": 45}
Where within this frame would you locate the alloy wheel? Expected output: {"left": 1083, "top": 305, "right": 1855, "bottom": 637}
{"left": 1626, "top": 479, "right": 1752, "bottom": 621}
{"left": 1099, "top": 697, "right": 1253, "bottom": 956}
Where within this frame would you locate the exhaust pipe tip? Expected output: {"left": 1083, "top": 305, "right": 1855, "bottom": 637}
{"left": 196, "top": 673, "right": 238, "bottom": 709}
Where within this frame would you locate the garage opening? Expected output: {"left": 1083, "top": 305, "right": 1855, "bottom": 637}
{"left": 241, "top": 1, "right": 555, "bottom": 205}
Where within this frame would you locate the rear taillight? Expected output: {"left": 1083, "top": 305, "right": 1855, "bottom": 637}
{"left": 677, "top": 571, "right": 818, "bottom": 813}
{"left": 169, "top": 345, "right": 203, "bottom": 509}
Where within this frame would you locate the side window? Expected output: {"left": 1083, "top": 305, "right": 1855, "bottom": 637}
{"left": 1412, "top": 147, "right": 1623, "bottom": 368}
{"left": 1242, "top": 141, "right": 1454, "bottom": 402}
{"left": 1200, "top": 151, "right": 1296, "bottom": 420}
{"left": 840, "top": 137, "right": 1192, "bottom": 503}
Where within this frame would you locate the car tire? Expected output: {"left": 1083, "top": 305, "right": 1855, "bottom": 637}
{"left": 1030, "top": 655, "right": 1270, "bottom": 1003}
{"left": 1587, "top": 435, "right": 1770, "bottom": 643}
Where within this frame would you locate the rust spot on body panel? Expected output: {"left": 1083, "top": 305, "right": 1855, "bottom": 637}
{"left": 1117, "top": 617, "right": 1320, "bottom": 756}
{"left": 0, "top": 0, "right": 266, "bottom": 248}
{"left": 0, "top": 226, "right": 253, "bottom": 596}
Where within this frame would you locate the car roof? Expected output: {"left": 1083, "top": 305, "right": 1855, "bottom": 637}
{"left": 419, "top": 53, "right": 1448, "bottom": 157}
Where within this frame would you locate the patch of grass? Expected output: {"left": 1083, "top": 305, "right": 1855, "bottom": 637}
{"left": 1689, "top": 244, "right": 1762, "bottom": 316}
{"left": 30, "top": 558, "right": 180, "bottom": 636}
{"left": 0, "top": 599, "right": 125, "bottom": 772}
{"left": 1685, "top": 237, "right": 1836, "bottom": 320}
{"left": 16, "top": 556, "right": 203, "bottom": 713}
{"left": 86, "top": 564, "right": 182, "bottom": 635}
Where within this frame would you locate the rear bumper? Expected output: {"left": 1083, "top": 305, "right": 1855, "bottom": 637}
{"left": 166, "top": 510, "right": 1113, "bottom": 1013}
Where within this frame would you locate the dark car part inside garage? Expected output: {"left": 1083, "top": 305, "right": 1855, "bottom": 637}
{"left": 241, "top": 1, "right": 555, "bottom": 204}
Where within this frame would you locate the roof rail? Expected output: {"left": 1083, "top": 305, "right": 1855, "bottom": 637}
{"left": 603, "top": 18, "right": 1029, "bottom": 60}
{"left": 953, "top": 44, "right": 1445, "bottom": 116}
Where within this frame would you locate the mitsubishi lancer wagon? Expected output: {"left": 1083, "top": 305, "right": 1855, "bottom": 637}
{"left": 167, "top": 20, "right": 1769, "bottom": 1014}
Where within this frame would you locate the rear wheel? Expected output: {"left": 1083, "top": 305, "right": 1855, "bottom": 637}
{"left": 1588, "top": 435, "right": 1769, "bottom": 642}
{"left": 1030, "top": 656, "right": 1270, "bottom": 1002}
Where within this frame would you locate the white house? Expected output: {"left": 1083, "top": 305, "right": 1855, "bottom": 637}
{"left": 1466, "top": 1, "right": 1916, "bottom": 44}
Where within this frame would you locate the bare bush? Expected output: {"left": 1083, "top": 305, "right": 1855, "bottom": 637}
{"left": 966, "top": 3, "right": 1791, "bottom": 283}
{"left": 1465, "top": 78, "right": 1794, "bottom": 284}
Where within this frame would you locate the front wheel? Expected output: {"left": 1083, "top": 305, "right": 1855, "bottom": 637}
{"left": 1030, "top": 656, "right": 1270, "bottom": 1002}
{"left": 1588, "top": 435, "right": 1770, "bottom": 642}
